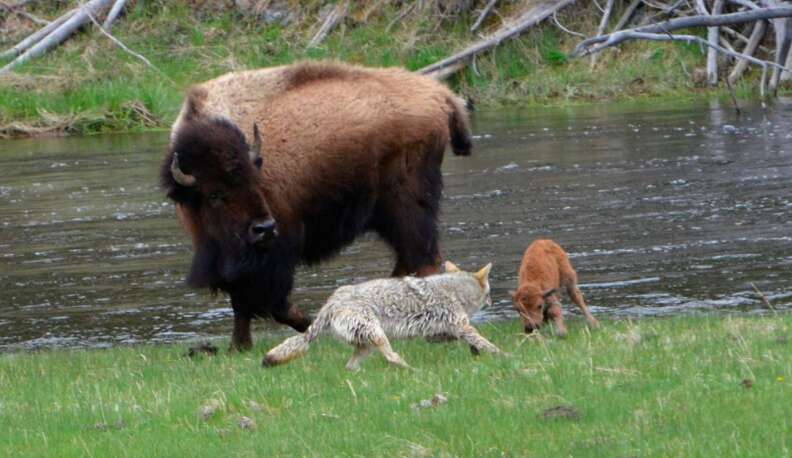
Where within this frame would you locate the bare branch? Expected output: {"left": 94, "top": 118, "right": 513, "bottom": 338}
{"left": 85, "top": 10, "right": 174, "bottom": 85}
{"left": 470, "top": 0, "right": 498, "bottom": 32}
{"left": 572, "top": 7, "right": 792, "bottom": 57}
{"left": 102, "top": 0, "right": 125, "bottom": 30}
{"left": 551, "top": 10, "right": 585, "bottom": 38}
{"left": 612, "top": 0, "right": 642, "bottom": 31}
{"left": 307, "top": 0, "right": 349, "bottom": 49}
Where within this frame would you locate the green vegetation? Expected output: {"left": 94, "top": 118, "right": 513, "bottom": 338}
{"left": 1, "top": 1, "right": 786, "bottom": 137}
{"left": 1, "top": 315, "right": 790, "bottom": 456}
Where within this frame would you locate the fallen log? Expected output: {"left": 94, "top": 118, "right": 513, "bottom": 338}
{"left": 419, "top": 0, "right": 577, "bottom": 79}
{"left": 0, "top": 8, "right": 75, "bottom": 59}
{"left": 0, "top": 0, "right": 114, "bottom": 76}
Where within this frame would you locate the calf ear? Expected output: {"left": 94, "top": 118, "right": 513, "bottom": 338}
{"left": 474, "top": 263, "right": 492, "bottom": 283}
{"left": 444, "top": 261, "right": 461, "bottom": 273}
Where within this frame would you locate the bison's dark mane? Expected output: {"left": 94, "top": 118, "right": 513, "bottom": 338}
{"left": 188, "top": 233, "right": 299, "bottom": 319}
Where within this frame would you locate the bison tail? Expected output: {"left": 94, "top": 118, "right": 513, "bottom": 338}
{"left": 447, "top": 95, "right": 473, "bottom": 156}
{"left": 262, "top": 313, "right": 328, "bottom": 367}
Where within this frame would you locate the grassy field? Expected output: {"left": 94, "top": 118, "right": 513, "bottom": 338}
{"left": 1, "top": 315, "right": 790, "bottom": 457}
{"left": 0, "top": 1, "right": 784, "bottom": 137}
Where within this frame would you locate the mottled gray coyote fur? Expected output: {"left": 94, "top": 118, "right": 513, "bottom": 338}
{"left": 263, "top": 262, "right": 501, "bottom": 370}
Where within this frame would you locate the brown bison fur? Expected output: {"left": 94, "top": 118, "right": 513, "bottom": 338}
{"left": 162, "top": 60, "right": 473, "bottom": 351}
{"left": 510, "top": 240, "right": 599, "bottom": 337}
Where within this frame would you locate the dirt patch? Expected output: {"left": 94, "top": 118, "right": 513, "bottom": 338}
{"left": 541, "top": 405, "right": 580, "bottom": 421}
{"left": 185, "top": 342, "right": 219, "bottom": 358}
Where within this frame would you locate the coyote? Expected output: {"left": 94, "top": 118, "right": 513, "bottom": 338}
{"left": 263, "top": 262, "right": 501, "bottom": 370}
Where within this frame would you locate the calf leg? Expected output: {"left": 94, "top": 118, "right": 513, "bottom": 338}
{"left": 566, "top": 284, "right": 599, "bottom": 328}
{"left": 546, "top": 301, "right": 568, "bottom": 338}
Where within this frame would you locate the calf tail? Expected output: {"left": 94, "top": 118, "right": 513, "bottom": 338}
{"left": 447, "top": 95, "right": 473, "bottom": 156}
{"left": 262, "top": 312, "right": 328, "bottom": 367}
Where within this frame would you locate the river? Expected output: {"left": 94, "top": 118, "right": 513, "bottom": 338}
{"left": 1, "top": 99, "right": 790, "bottom": 350}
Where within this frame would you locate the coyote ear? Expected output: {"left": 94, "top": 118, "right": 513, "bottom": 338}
{"left": 542, "top": 289, "right": 557, "bottom": 300}
{"left": 444, "top": 261, "right": 460, "bottom": 273}
{"left": 474, "top": 263, "right": 492, "bottom": 285}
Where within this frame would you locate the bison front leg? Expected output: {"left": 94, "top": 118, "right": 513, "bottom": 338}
{"left": 230, "top": 313, "right": 253, "bottom": 352}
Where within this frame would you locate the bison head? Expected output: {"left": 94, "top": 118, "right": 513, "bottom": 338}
{"left": 162, "top": 115, "right": 279, "bottom": 288}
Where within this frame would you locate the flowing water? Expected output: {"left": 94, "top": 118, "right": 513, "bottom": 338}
{"left": 1, "top": 100, "right": 791, "bottom": 350}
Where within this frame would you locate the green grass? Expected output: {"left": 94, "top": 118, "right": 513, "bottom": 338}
{"left": 0, "top": 1, "right": 789, "bottom": 137}
{"left": 1, "top": 315, "right": 790, "bottom": 456}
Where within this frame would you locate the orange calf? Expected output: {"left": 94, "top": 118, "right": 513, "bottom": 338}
{"left": 511, "top": 240, "right": 599, "bottom": 337}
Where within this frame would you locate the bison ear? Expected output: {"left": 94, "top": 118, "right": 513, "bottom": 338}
{"left": 250, "top": 123, "right": 263, "bottom": 168}
{"left": 444, "top": 261, "right": 460, "bottom": 273}
{"left": 474, "top": 263, "right": 492, "bottom": 285}
{"left": 184, "top": 86, "right": 208, "bottom": 121}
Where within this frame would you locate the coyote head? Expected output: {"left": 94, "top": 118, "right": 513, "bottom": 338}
{"left": 443, "top": 261, "right": 493, "bottom": 314}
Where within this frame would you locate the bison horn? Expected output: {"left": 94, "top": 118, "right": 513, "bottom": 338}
{"left": 170, "top": 152, "right": 197, "bottom": 187}
{"left": 249, "top": 123, "right": 262, "bottom": 164}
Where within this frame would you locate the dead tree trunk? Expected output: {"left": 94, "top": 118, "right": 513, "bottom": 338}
{"left": 728, "top": 19, "right": 767, "bottom": 84}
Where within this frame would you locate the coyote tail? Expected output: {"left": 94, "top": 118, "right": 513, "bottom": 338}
{"left": 262, "top": 312, "right": 329, "bottom": 367}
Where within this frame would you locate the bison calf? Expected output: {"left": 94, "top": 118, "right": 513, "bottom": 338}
{"left": 510, "top": 240, "right": 599, "bottom": 337}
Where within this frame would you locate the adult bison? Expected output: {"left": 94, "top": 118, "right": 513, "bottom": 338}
{"left": 161, "top": 61, "right": 472, "bottom": 351}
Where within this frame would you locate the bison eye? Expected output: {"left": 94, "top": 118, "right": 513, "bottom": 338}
{"left": 253, "top": 157, "right": 263, "bottom": 169}
{"left": 208, "top": 191, "right": 225, "bottom": 206}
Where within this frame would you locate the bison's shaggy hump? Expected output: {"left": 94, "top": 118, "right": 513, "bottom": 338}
{"left": 282, "top": 60, "right": 368, "bottom": 90}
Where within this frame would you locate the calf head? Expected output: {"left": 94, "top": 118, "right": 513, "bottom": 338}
{"left": 510, "top": 285, "right": 556, "bottom": 333}
{"left": 162, "top": 114, "right": 277, "bottom": 289}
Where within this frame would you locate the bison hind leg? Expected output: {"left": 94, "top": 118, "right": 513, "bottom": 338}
{"left": 373, "top": 183, "right": 443, "bottom": 277}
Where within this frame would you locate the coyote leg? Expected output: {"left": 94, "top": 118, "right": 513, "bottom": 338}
{"left": 373, "top": 336, "right": 411, "bottom": 369}
{"left": 458, "top": 324, "right": 501, "bottom": 354}
{"left": 566, "top": 284, "right": 599, "bottom": 328}
{"left": 346, "top": 345, "right": 374, "bottom": 371}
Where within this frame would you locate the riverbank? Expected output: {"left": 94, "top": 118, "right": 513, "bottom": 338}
{"left": 1, "top": 1, "right": 789, "bottom": 138}
{"left": 1, "top": 315, "right": 789, "bottom": 456}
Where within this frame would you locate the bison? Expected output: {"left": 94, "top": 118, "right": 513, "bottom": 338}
{"left": 161, "top": 61, "right": 473, "bottom": 351}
